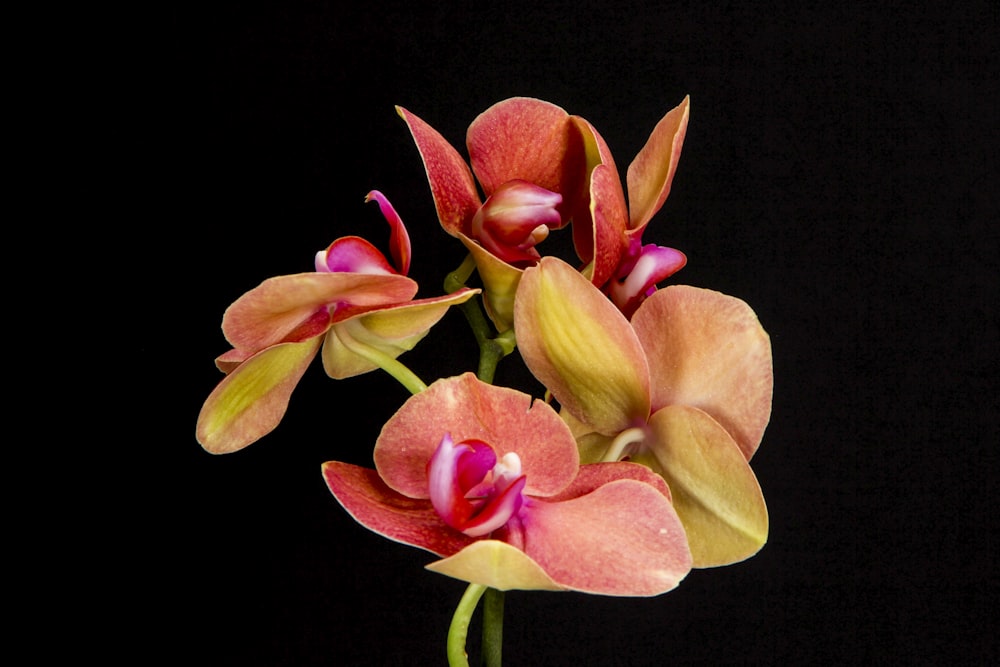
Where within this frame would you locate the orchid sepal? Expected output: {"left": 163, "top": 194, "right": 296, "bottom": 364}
{"left": 626, "top": 95, "right": 690, "bottom": 230}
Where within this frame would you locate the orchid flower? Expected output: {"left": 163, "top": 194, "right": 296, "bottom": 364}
{"left": 196, "top": 191, "right": 479, "bottom": 454}
{"left": 323, "top": 373, "right": 692, "bottom": 596}
{"left": 399, "top": 96, "right": 690, "bottom": 329}
{"left": 514, "top": 257, "right": 773, "bottom": 567}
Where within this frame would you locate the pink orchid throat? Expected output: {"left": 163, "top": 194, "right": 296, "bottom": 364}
{"left": 427, "top": 434, "right": 527, "bottom": 537}
{"left": 471, "top": 180, "right": 562, "bottom": 266}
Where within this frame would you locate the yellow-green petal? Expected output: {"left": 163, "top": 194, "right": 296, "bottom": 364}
{"left": 426, "top": 540, "right": 563, "bottom": 592}
{"left": 322, "top": 289, "right": 479, "bottom": 379}
{"left": 515, "top": 257, "right": 650, "bottom": 435}
{"left": 460, "top": 233, "right": 523, "bottom": 332}
{"left": 196, "top": 338, "right": 322, "bottom": 454}
{"left": 636, "top": 405, "right": 768, "bottom": 568}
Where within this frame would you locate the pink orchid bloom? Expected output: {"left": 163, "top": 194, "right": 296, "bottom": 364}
{"left": 323, "top": 373, "right": 692, "bottom": 596}
{"left": 514, "top": 257, "right": 773, "bottom": 567}
{"left": 196, "top": 191, "right": 479, "bottom": 454}
{"left": 398, "top": 96, "right": 690, "bottom": 329}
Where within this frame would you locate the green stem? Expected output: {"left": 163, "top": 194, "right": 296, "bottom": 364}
{"left": 444, "top": 255, "right": 517, "bottom": 383}
{"left": 447, "top": 584, "right": 487, "bottom": 667}
{"left": 335, "top": 323, "right": 427, "bottom": 395}
{"left": 481, "top": 588, "right": 505, "bottom": 667}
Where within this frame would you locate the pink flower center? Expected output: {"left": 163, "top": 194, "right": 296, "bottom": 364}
{"left": 470, "top": 180, "right": 562, "bottom": 267}
{"left": 427, "top": 433, "right": 527, "bottom": 537}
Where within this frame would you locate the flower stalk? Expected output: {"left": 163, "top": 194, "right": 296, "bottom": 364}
{"left": 447, "top": 583, "right": 487, "bottom": 666}
{"left": 445, "top": 255, "right": 517, "bottom": 384}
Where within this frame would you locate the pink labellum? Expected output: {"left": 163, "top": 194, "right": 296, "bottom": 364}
{"left": 427, "top": 434, "right": 527, "bottom": 538}
{"left": 315, "top": 236, "right": 397, "bottom": 275}
{"left": 608, "top": 244, "right": 688, "bottom": 318}
{"left": 471, "top": 180, "right": 562, "bottom": 266}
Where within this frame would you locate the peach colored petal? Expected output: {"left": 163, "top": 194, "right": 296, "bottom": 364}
{"left": 632, "top": 285, "right": 773, "bottom": 459}
{"left": 583, "top": 163, "right": 629, "bottom": 286}
{"left": 425, "top": 540, "right": 563, "bottom": 591}
{"left": 396, "top": 105, "right": 482, "bottom": 236}
{"left": 626, "top": 96, "right": 689, "bottom": 230}
{"left": 322, "top": 462, "right": 473, "bottom": 557}
{"left": 638, "top": 405, "right": 768, "bottom": 568}
{"left": 467, "top": 98, "right": 585, "bottom": 223}
{"left": 197, "top": 338, "right": 322, "bottom": 454}
{"left": 548, "top": 461, "right": 672, "bottom": 503}
{"left": 222, "top": 272, "right": 417, "bottom": 353}
{"left": 374, "top": 373, "right": 579, "bottom": 500}
{"left": 519, "top": 479, "right": 692, "bottom": 596}
{"left": 320, "top": 288, "right": 479, "bottom": 379}
{"left": 568, "top": 117, "right": 628, "bottom": 287}
{"left": 515, "top": 257, "right": 650, "bottom": 435}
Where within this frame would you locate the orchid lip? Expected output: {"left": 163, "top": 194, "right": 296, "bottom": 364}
{"left": 427, "top": 433, "right": 527, "bottom": 537}
{"left": 608, "top": 244, "right": 687, "bottom": 316}
{"left": 470, "top": 180, "right": 563, "bottom": 266}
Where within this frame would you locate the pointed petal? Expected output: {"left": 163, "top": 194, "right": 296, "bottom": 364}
{"left": 460, "top": 232, "right": 523, "bottom": 332}
{"left": 320, "top": 288, "right": 479, "bottom": 379}
{"left": 632, "top": 285, "right": 773, "bottom": 459}
{"left": 467, "top": 97, "right": 586, "bottom": 222}
{"left": 520, "top": 479, "right": 692, "bottom": 596}
{"left": 374, "top": 373, "right": 579, "bottom": 499}
{"left": 322, "top": 461, "right": 474, "bottom": 556}
{"left": 397, "top": 105, "right": 482, "bottom": 236}
{"left": 514, "top": 257, "right": 650, "bottom": 435}
{"left": 582, "top": 163, "right": 629, "bottom": 287}
{"left": 222, "top": 272, "right": 418, "bottom": 353}
{"left": 197, "top": 338, "right": 322, "bottom": 454}
{"left": 626, "top": 95, "right": 690, "bottom": 230}
{"left": 426, "top": 540, "right": 563, "bottom": 591}
{"left": 365, "top": 190, "right": 411, "bottom": 275}
{"left": 638, "top": 405, "right": 768, "bottom": 568}
{"left": 569, "top": 118, "right": 628, "bottom": 287}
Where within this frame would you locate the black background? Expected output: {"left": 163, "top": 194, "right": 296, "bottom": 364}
{"left": 91, "top": 1, "right": 996, "bottom": 664}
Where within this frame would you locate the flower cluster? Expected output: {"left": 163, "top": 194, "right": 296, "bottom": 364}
{"left": 197, "top": 96, "right": 773, "bottom": 662}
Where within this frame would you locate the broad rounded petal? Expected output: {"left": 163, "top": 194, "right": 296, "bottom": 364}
{"left": 467, "top": 98, "right": 585, "bottom": 220}
{"left": 638, "top": 405, "right": 768, "bottom": 568}
{"left": 632, "top": 285, "right": 773, "bottom": 459}
{"left": 460, "top": 232, "right": 523, "bottom": 332}
{"left": 322, "top": 462, "right": 473, "bottom": 557}
{"left": 397, "top": 105, "right": 482, "bottom": 236}
{"left": 374, "top": 373, "right": 579, "bottom": 499}
{"left": 520, "top": 479, "right": 692, "bottom": 596}
{"left": 197, "top": 338, "right": 322, "bottom": 454}
{"left": 515, "top": 257, "right": 650, "bottom": 434}
{"left": 626, "top": 95, "right": 690, "bottom": 230}
{"left": 321, "top": 288, "right": 480, "bottom": 379}
{"left": 222, "top": 272, "right": 418, "bottom": 353}
{"left": 425, "top": 540, "right": 563, "bottom": 591}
